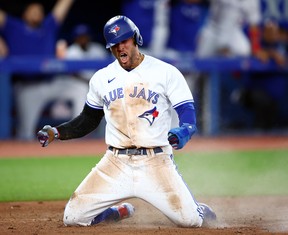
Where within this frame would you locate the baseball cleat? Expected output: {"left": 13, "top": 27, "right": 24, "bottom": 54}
{"left": 111, "top": 203, "right": 135, "bottom": 221}
{"left": 198, "top": 203, "right": 217, "bottom": 226}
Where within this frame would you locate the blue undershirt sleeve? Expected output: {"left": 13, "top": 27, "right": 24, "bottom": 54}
{"left": 174, "top": 102, "right": 197, "bottom": 127}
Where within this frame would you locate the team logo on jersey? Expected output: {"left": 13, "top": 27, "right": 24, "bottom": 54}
{"left": 109, "top": 25, "right": 120, "bottom": 35}
{"left": 138, "top": 106, "right": 159, "bottom": 126}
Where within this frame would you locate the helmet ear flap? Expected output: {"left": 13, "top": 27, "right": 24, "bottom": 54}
{"left": 136, "top": 32, "right": 143, "bottom": 46}
{"left": 133, "top": 31, "right": 143, "bottom": 46}
{"left": 134, "top": 26, "right": 143, "bottom": 46}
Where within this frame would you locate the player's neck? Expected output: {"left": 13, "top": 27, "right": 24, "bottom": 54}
{"left": 126, "top": 53, "right": 144, "bottom": 71}
{"left": 135, "top": 52, "right": 144, "bottom": 67}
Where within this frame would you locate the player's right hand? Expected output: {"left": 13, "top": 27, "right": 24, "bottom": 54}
{"left": 37, "top": 125, "right": 59, "bottom": 147}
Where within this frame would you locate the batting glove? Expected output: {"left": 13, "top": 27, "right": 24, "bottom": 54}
{"left": 168, "top": 123, "right": 197, "bottom": 150}
{"left": 37, "top": 125, "right": 59, "bottom": 147}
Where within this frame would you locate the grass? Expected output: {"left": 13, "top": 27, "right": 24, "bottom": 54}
{"left": 0, "top": 149, "right": 287, "bottom": 202}
{"left": 0, "top": 157, "right": 98, "bottom": 202}
{"left": 175, "top": 149, "right": 288, "bottom": 196}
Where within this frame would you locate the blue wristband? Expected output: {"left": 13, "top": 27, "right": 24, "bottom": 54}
{"left": 168, "top": 123, "right": 197, "bottom": 149}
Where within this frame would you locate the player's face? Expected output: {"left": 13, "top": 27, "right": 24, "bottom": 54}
{"left": 110, "top": 38, "right": 142, "bottom": 70}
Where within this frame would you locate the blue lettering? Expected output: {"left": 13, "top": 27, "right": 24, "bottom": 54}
{"left": 104, "top": 87, "right": 159, "bottom": 108}
{"left": 147, "top": 90, "right": 157, "bottom": 102}
{"left": 129, "top": 86, "right": 137, "bottom": 97}
{"left": 117, "top": 88, "right": 124, "bottom": 99}
{"left": 109, "top": 90, "right": 117, "bottom": 101}
{"left": 152, "top": 94, "right": 159, "bottom": 104}
{"left": 103, "top": 95, "right": 110, "bottom": 108}
{"left": 136, "top": 88, "right": 146, "bottom": 99}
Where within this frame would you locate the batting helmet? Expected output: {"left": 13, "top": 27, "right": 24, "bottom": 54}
{"left": 103, "top": 15, "right": 143, "bottom": 49}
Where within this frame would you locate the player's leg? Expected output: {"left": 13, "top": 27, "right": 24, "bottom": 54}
{"left": 196, "top": 25, "right": 218, "bottom": 58}
{"left": 89, "top": 202, "right": 135, "bottom": 225}
{"left": 68, "top": 79, "right": 88, "bottom": 117}
{"left": 52, "top": 76, "right": 88, "bottom": 117}
{"left": 15, "top": 82, "right": 51, "bottom": 140}
{"left": 135, "top": 147, "right": 213, "bottom": 227}
{"left": 229, "top": 29, "right": 251, "bottom": 56}
{"left": 63, "top": 150, "right": 134, "bottom": 226}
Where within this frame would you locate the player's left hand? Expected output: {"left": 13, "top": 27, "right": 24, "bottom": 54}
{"left": 168, "top": 123, "right": 197, "bottom": 150}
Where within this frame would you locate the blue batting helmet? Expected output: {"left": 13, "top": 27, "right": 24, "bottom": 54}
{"left": 103, "top": 15, "right": 143, "bottom": 49}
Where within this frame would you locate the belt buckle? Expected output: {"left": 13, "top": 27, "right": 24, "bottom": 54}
{"left": 126, "top": 148, "right": 137, "bottom": 155}
{"left": 126, "top": 148, "right": 144, "bottom": 155}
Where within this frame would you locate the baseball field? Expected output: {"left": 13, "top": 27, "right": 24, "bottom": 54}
{"left": 0, "top": 135, "right": 288, "bottom": 235}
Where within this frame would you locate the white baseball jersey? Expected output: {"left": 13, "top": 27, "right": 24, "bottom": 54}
{"left": 86, "top": 54, "right": 193, "bottom": 148}
{"left": 197, "top": 0, "right": 261, "bottom": 57}
{"left": 208, "top": 0, "right": 261, "bottom": 30}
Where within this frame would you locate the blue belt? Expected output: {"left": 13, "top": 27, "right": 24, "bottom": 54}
{"left": 108, "top": 146, "right": 163, "bottom": 155}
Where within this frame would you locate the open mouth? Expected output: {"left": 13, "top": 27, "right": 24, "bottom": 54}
{"left": 119, "top": 53, "right": 128, "bottom": 63}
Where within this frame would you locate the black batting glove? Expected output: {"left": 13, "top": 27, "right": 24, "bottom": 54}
{"left": 37, "top": 125, "right": 59, "bottom": 147}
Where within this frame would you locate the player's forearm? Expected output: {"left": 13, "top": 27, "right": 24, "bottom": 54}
{"left": 56, "top": 104, "right": 104, "bottom": 140}
{"left": 0, "top": 9, "right": 7, "bottom": 27}
{"left": 174, "top": 102, "right": 197, "bottom": 127}
{"left": 52, "top": 0, "right": 74, "bottom": 23}
{"left": 168, "top": 102, "right": 197, "bottom": 149}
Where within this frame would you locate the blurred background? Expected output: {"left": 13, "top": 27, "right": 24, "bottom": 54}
{"left": 0, "top": 0, "right": 288, "bottom": 140}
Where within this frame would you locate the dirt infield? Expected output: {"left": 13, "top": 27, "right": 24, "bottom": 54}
{"left": 1, "top": 196, "right": 288, "bottom": 235}
{"left": 1, "top": 135, "right": 288, "bottom": 157}
{"left": 0, "top": 136, "right": 288, "bottom": 235}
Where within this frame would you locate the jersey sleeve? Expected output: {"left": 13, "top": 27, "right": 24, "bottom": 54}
{"left": 86, "top": 74, "right": 104, "bottom": 110}
{"left": 166, "top": 65, "right": 194, "bottom": 109}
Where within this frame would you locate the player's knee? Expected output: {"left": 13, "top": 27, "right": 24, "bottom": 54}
{"left": 63, "top": 213, "right": 77, "bottom": 226}
{"left": 63, "top": 210, "right": 90, "bottom": 226}
{"left": 63, "top": 202, "right": 90, "bottom": 226}
{"left": 172, "top": 214, "right": 203, "bottom": 228}
{"left": 63, "top": 207, "right": 78, "bottom": 226}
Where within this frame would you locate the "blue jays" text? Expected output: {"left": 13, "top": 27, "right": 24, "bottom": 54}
{"left": 103, "top": 86, "right": 159, "bottom": 108}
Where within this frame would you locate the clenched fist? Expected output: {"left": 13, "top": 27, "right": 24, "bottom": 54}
{"left": 37, "top": 125, "right": 59, "bottom": 147}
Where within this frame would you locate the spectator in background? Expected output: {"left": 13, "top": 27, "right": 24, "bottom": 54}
{"left": 166, "top": 0, "right": 209, "bottom": 58}
{"left": 0, "top": 1, "right": 74, "bottom": 57}
{"left": 0, "top": 0, "right": 74, "bottom": 140}
{"left": 196, "top": 0, "right": 262, "bottom": 58}
{"left": 254, "top": 18, "right": 287, "bottom": 66}
{"left": 231, "top": 19, "right": 288, "bottom": 129}
{"left": 66, "top": 24, "right": 109, "bottom": 62}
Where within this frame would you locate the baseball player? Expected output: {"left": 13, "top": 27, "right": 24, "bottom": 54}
{"left": 37, "top": 15, "right": 216, "bottom": 227}
{"left": 196, "top": 0, "right": 262, "bottom": 57}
